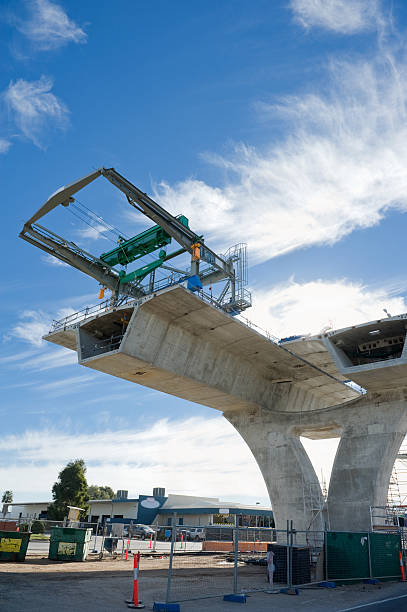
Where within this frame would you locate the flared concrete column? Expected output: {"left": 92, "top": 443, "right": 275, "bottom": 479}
{"left": 225, "top": 410, "right": 324, "bottom": 533}
{"left": 327, "top": 398, "right": 407, "bottom": 531}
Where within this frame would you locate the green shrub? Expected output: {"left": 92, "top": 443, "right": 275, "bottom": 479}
{"left": 31, "top": 520, "right": 45, "bottom": 534}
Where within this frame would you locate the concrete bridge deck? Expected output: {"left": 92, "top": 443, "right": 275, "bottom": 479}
{"left": 43, "top": 286, "right": 407, "bottom": 533}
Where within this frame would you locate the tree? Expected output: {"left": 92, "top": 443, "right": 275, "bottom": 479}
{"left": 87, "top": 485, "right": 115, "bottom": 500}
{"left": 47, "top": 459, "right": 89, "bottom": 520}
{"left": 1, "top": 490, "right": 13, "bottom": 503}
{"left": 1, "top": 490, "right": 13, "bottom": 518}
{"left": 31, "top": 520, "right": 45, "bottom": 534}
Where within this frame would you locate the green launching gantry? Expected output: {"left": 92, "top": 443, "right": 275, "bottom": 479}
{"left": 99, "top": 215, "right": 190, "bottom": 285}
{"left": 19, "top": 167, "right": 251, "bottom": 315}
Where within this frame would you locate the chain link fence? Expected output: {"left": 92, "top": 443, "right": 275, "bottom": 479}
{"left": 151, "top": 523, "right": 406, "bottom": 607}
{"left": 155, "top": 524, "right": 290, "bottom": 606}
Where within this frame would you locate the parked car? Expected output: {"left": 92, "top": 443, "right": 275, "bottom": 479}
{"left": 188, "top": 528, "right": 205, "bottom": 541}
{"left": 130, "top": 524, "right": 156, "bottom": 539}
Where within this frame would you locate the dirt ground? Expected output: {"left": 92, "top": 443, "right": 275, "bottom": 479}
{"left": 1, "top": 554, "right": 407, "bottom": 611}
{"left": 0, "top": 553, "right": 173, "bottom": 575}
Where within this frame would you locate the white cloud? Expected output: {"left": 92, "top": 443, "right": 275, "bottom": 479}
{"left": 0, "top": 417, "right": 270, "bottom": 504}
{"left": 0, "top": 350, "right": 38, "bottom": 365}
{"left": 0, "top": 418, "right": 402, "bottom": 506}
{"left": 8, "top": 309, "right": 51, "bottom": 347}
{"left": 4, "top": 76, "right": 69, "bottom": 147}
{"left": 156, "top": 48, "right": 407, "bottom": 265}
{"left": 23, "top": 349, "right": 77, "bottom": 370}
{"left": 76, "top": 223, "right": 109, "bottom": 242}
{"left": 35, "top": 373, "right": 95, "bottom": 396}
{"left": 18, "top": 0, "right": 87, "bottom": 50}
{"left": 290, "top": 0, "right": 381, "bottom": 34}
{"left": 7, "top": 298, "right": 93, "bottom": 352}
{"left": 5, "top": 345, "right": 77, "bottom": 372}
{"left": 247, "top": 278, "right": 407, "bottom": 338}
{"left": 0, "top": 138, "right": 11, "bottom": 153}
{"left": 41, "top": 254, "right": 69, "bottom": 267}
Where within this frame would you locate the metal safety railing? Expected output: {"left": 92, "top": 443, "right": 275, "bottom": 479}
{"left": 48, "top": 281, "right": 281, "bottom": 347}
{"left": 49, "top": 295, "right": 137, "bottom": 333}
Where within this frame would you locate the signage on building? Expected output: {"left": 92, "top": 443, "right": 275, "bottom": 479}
{"left": 137, "top": 494, "right": 167, "bottom": 524}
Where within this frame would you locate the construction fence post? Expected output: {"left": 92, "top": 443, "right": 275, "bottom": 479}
{"left": 290, "top": 520, "right": 294, "bottom": 588}
{"left": 166, "top": 516, "right": 177, "bottom": 604}
{"left": 367, "top": 532, "right": 373, "bottom": 580}
{"left": 223, "top": 525, "right": 246, "bottom": 603}
{"left": 279, "top": 521, "right": 299, "bottom": 596}
{"left": 286, "top": 520, "right": 290, "bottom": 587}
{"left": 233, "top": 527, "right": 239, "bottom": 594}
{"left": 153, "top": 520, "right": 181, "bottom": 612}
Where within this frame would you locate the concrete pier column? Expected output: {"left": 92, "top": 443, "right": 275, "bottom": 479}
{"left": 327, "top": 400, "right": 407, "bottom": 531}
{"left": 225, "top": 410, "right": 324, "bottom": 534}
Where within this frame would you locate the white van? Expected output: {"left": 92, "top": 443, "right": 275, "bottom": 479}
{"left": 188, "top": 528, "right": 205, "bottom": 541}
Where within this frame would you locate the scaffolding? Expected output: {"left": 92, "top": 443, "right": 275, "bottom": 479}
{"left": 369, "top": 437, "right": 407, "bottom": 551}
{"left": 388, "top": 437, "right": 407, "bottom": 507}
{"left": 302, "top": 480, "right": 326, "bottom": 550}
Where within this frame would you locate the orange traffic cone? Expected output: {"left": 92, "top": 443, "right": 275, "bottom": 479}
{"left": 126, "top": 552, "right": 145, "bottom": 608}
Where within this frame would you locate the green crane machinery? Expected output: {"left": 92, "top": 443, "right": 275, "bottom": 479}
{"left": 19, "top": 167, "right": 251, "bottom": 313}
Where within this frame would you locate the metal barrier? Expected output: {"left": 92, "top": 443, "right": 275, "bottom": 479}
{"left": 151, "top": 523, "right": 406, "bottom": 607}
{"left": 161, "top": 525, "right": 234, "bottom": 604}
{"left": 155, "top": 525, "right": 292, "bottom": 606}
{"left": 325, "top": 531, "right": 403, "bottom": 583}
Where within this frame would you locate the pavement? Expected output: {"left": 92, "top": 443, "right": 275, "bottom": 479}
{"left": 0, "top": 555, "right": 406, "bottom": 611}
{"left": 27, "top": 536, "right": 201, "bottom": 556}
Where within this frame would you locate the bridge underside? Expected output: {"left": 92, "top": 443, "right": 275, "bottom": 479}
{"left": 45, "top": 286, "right": 407, "bottom": 532}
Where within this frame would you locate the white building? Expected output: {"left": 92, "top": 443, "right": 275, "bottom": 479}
{"left": 7, "top": 488, "right": 273, "bottom": 528}
{"left": 8, "top": 502, "right": 49, "bottom": 519}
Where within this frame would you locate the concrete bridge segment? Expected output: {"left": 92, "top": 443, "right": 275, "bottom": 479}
{"left": 45, "top": 286, "right": 407, "bottom": 533}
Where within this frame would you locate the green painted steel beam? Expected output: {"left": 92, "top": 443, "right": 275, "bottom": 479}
{"left": 119, "top": 253, "right": 167, "bottom": 284}
{"left": 100, "top": 225, "right": 172, "bottom": 267}
{"left": 100, "top": 216, "right": 189, "bottom": 267}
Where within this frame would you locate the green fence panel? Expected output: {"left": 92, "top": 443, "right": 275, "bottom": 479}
{"left": 370, "top": 532, "right": 401, "bottom": 579}
{"left": 326, "top": 532, "right": 369, "bottom": 581}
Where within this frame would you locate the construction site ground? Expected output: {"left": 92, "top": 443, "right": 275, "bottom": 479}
{"left": 1, "top": 553, "right": 407, "bottom": 611}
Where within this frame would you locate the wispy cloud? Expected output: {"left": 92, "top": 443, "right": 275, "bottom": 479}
{"left": 41, "top": 254, "right": 69, "bottom": 267}
{"left": 17, "top": 0, "right": 87, "bottom": 50}
{"left": 0, "top": 417, "right": 269, "bottom": 502}
{"left": 3, "top": 76, "right": 69, "bottom": 147}
{"left": 21, "top": 348, "right": 77, "bottom": 371}
{"left": 6, "top": 298, "right": 91, "bottom": 351}
{"left": 8, "top": 309, "right": 51, "bottom": 347}
{"left": 290, "top": 0, "right": 382, "bottom": 34}
{"left": 0, "top": 138, "right": 11, "bottom": 153}
{"left": 36, "top": 373, "right": 95, "bottom": 396}
{"left": 0, "top": 349, "right": 39, "bottom": 365}
{"left": 0, "top": 416, "right": 342, "bottom": 504}
{"left": 76, "top": 223, "right": 109, "bottom": 242}
{"left": 156, "top": 45, "right": 407, "bottom": 264}
{"left": 248, "top": 278, "right": 407, "bottom": 338}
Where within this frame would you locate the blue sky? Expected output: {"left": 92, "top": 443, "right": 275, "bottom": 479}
{"left": 2, "top": 0, "right": 407, "bottom": 504}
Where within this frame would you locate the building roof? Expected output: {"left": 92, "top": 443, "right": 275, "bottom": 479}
{"left": 160, "top": 496, "right": 272, "bottom": 516}
{"left": 9, "top": 501, "right": 50, "bottom": 506}
{"left": 89, "top": 498, "right": 139, "bottom": 503}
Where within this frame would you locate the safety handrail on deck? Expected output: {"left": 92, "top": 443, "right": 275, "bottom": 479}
{"left": 48, "top": 283, "right": 280, "bottom": 345}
